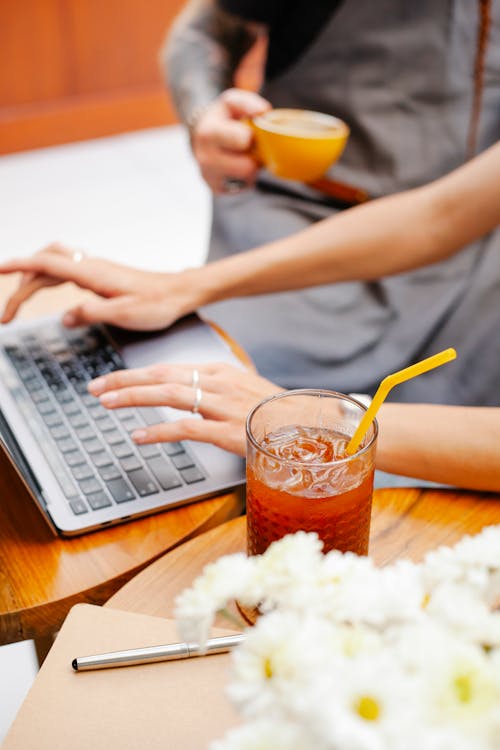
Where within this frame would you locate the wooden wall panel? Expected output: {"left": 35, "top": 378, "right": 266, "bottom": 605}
{"left": 0, "top": 0, "right": 69, "bottom": 105}
{"left": 64, "top": 0, "right": 181, "bottom": 94}
{"left": 0, "top": 0, "right": 184, "bottom": 153}
{"left": 0, "top": 0, "right": 264, "bottom": 155}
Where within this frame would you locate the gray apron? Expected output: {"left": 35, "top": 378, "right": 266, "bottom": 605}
{"left": 203, "top": 0, "right": 500, "bottom": 405}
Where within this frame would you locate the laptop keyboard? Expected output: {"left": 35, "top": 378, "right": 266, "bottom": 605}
{"left": 2, "top": 325, "right": 206, "bottom": 516}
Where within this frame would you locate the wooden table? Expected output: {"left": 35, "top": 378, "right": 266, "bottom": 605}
{"left": 106, "top": 486, "right": 500, "bottom": 620}
{"left": 0, "top": 279, "right": 245, "bottom": 648}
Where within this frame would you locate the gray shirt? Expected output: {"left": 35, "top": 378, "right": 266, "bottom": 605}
{"left": 204, "top": 0, "right": 500, "bottom": 405}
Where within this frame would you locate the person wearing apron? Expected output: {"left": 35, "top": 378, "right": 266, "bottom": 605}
{"left": 164, "top": 0, "right": 500, "bottom": 405}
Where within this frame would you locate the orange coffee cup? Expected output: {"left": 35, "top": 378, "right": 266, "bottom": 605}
{"left": 250, "top": 108, "right": 349, "bottom": 182}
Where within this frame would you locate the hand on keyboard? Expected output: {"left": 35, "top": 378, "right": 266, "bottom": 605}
{"left": 0, "top": 243, "right": 201, "bottom": 331}
{"left": 89, "top": 361, "right": 282, "bottom": 457}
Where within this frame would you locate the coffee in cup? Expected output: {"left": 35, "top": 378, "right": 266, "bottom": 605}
{"left": 250, "top": 108, "right": 349, "bottom": 182}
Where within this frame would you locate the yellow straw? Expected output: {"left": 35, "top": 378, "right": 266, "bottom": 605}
{"left": 345, "top": 348, "right": 457, "bottom": 455}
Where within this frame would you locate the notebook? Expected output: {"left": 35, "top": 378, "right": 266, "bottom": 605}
{"left": 2, "top": 604, "right": 240, "bottom": 750}
{"left": 0, "top": 313, "right": 245, "bottom": 536}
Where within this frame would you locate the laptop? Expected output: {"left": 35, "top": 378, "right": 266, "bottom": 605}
{"left": 0, "top": 313, "right": 245, "bottom": 536}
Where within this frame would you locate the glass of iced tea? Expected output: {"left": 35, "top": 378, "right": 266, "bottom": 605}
{"left": 246, "top": 389, "right": 378, "bottom": 557}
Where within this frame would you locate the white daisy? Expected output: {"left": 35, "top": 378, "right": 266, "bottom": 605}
{"left": 241, "top": 532, "right": 324, "bottom": 613}
{"left": 227, "top": 610, "right": 330, "bottom": 717}
{"left": 209, "top": 716, "right": 326, "bottom": 750}
{"left": 174, "top": 553, "right": 252, "bottom": 644}
{"left": 421, "top": 637, "right": 500, "bottom": 742}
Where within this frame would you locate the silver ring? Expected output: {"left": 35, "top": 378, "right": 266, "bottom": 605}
{"left": 192, "top": 386, "right": 202, "bottom": 414}
{"left": 223, "top": 178, "right": 247, "bottom": 194}
{"left": 191, "top": 369, "right": 202, "bottom": 413}
{"left": 72, "top": 250, "right": 85, "bottom": 263}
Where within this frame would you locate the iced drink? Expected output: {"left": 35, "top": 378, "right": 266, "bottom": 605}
{"left": 246, "top": 391, "right": 377, "bottom": 556}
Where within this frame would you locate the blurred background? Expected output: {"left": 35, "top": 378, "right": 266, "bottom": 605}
{"left": 0, "top": 0, "right": 263, "bottom": 154}
{"left": 0, "top": 0, "right": 262, "bottom": 740}
{"left": 0, "top": 0, "right": 183, "bottom": 153}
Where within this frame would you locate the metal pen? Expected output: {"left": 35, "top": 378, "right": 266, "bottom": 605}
{"left": 72, "top": 633, "right": 245, "bottom": 672}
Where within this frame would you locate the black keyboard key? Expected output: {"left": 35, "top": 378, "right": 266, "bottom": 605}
{"left": 180, "top": 466, "right": 205, "bottom": 484}
{"left": 107, "top": 477, "right": 135, "bottom": 503}
{"left": 46, "top": 375, "right": 65, "bottom": 390}
{"left": 69, "top": 499, "right": 88, "bottom": 515}
{"left": 103, "top": 343, "right": 125, "bottom": 369}
{"left": 99, "top": 464, "right": 122, "bottom": 482}
{"left": 172, "top": 452, "right": 195, "bottom": 470}
{"left": 90, "top": 451, "right": 113, "bottom": 468}
{"left": 71, "top": 463, "right": 95, "bottom": 481}
{"left": 120, "top": 455, "right": 142, "bottom": 473}
{"left": 4, "top": 344, "right": 23, "bottom": 358}
{"left": 126, "top": 468, "right": 158, "bottom": 497}
{"left": 53, "top": 387, "right": 74, "bottom": 404}
{"left": 138, "top": 443, "right": 161, "bottom": 459}
{"left": 147, "top": 457, "right": 182, "bottom": 490}
{"left": 82, "top": 437, "right": 105, "bottom": 454}
{"left": 64, "top": 450, "right": 87, "bottom": 467}
{"left": 60, "top": 361, "right": 84, "bottom": 379}
{"left": 73, "top": 379, "right": 91, "bottom": 395}
{"left": 111, "top": 442, "right": 133, "bottom": 459}
{"left": 163, "top": 442, "right": 184, "bottom": 457}
{"left": 79, "top": 477, "right": 103, "bottom": 495}
{"left": 87, "top": 491, "right": 112, "bottom": 510}
{"left": 24, "top": 378, "right": 44, "bottom": 393}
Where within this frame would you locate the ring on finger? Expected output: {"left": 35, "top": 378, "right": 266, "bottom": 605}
{"left": 192, "top": 386, "right": 202, "bottom": 414}
{"left": 191, "top": 368, "right": 202, "bottom": 413}
{"left": 72, "top": 250, "right": 86, "bottom": 263}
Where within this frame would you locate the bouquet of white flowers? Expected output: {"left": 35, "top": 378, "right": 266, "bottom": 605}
{"left": 174, "top": 526, "right": 500, "bottom": 750}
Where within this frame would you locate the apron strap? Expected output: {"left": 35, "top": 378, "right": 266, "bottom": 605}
{"left": 468, "top": 0, "right": 492, "bottom": 157}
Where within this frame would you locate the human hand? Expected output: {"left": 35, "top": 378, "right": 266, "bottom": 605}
{"left": 0, "top": 243, "right": 201, "bottom": 330}
{"left": 192, "top": 88, "right": 271, "bottom": 193}
{"left": 88, "top": 361, "right": 283, "bottom": 456}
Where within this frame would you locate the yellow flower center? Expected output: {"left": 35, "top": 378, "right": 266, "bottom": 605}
{"left": 421, "top": 593, "right": 431, "bottom": 609}
{"left": 263, "top": 657, "right": 274, "bottom": 679}
{"left": 454, "top": 674, "right": 473, "bottom": 704}
{"left": 354, "top": 695, "right": 381, "bottom": 721}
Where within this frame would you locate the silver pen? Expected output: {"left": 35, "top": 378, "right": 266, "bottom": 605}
{"left": 72, "top": 633, "right": 245, "bottom": 672}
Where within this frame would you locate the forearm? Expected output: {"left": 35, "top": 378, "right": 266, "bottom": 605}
{"left": 183, "top": 141, "right": 500, "bottom": 305}
{"left": 161, "top": 0, "right": 259, "bottom": 123}
{"left": 376, "top": 403, "right": 500, "bottom": 492}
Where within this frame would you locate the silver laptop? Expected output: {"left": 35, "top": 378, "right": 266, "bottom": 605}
{"left": 0, "top": 314, "right": 245, "bottom": 536}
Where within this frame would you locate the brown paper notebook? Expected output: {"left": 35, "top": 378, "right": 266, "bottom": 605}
{"left": 2, "top": 604, "right": 240, "bottom": 750}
